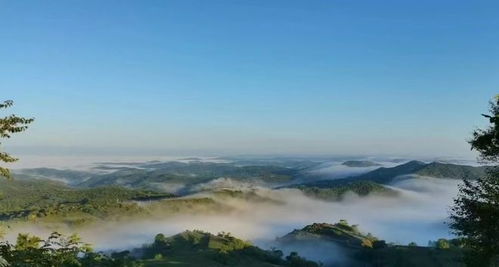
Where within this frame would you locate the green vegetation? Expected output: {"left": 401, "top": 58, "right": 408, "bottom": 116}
{"left": 0, "top": 178, "right": 288, "bottom": 226}
{"left": 341, "top": 161, "right": 381, "bottom": 167}
{"left": 210, "top": 189, "right": 283, "bottom": 204}
{"left": 17, "top": 162, "right": 300, "bottom": 192}
{"left": 415, "top": 162, "right": 487, "bottom": 180}
{"left": 0, "top": 179, "right": 172, "bottom": 225}
{"left": 450, "top": 95, "right": 499, "bottom": 266}
{"left": 146, "top": 197, "right": 231, "bottom": 215}
{"left": 0, "top": 100, "right": 34, "bottom": 179}
{"left": 15, "top": 168, "right": 93, "bottom": 186}
{"left": 0, "top": 230, "right": 318, "bottom": 267}
{"left": 17, "top": 158, "right": 486, "bottom": 203}
{"left": 137, "top": 230, "right": 318, "bottom": 266}
{"left": 278, "top": 221, "right": 378, "bottom": 249}
{"left": 286, "top": 160, "right": 486, "bottom": 202}
{"left": 0, "top": 231, "right": 142, "bottom": 266}
{"left": 278, "top": 221, "right": 466, "bottom": 267}
{"left": 295, "top": 181, "right": 397, "bottom": 201}
{"left": 350, "top": 160, "right": 486, "bottom": 184}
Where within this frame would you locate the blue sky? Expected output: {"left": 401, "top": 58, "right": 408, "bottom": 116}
{"left": 1, "top": 0, "right": 498, "bottom": 157}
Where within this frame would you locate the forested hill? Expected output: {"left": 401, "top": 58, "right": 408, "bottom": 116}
{"left": 133, "top": 230, "right": 319, "bottom": 266}
{"left": 12, "top": 160, "right": 488, "bottom": 205}
{"left": 299, "top": 161, "right": 487, "bottom": 188}
{"left": 288, "top": 161, "right": 487, "bottom": 201}
{"left": 277, "top": 221, "right": 465, "bottom": 267}
{"left": 350, "top": 160, "right": 486, "bottom": 184}
{"left": 0, "top": 179, "right": 172, "bottom": 222}
{"left": 341, "top": 160, "right": 381, "bottom": 167}
{"left": 16, "top": 161, "right": 301, "bottom": 193}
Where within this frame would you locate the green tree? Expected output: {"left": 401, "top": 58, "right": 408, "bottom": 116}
{"left": 0, "top": 100, "right": 34, "bottom": 179}
{"left": 0, "top": 232, "right": 139, "bottom": 266}
{"left": 469, "top": 96, "right": 499, "bottom": 162}
{"left": 450, "top": 95, "right": 499, "bottom": 266}
{"left": 435, "top": 239, "right": 450, "bottom": 249}
{"left": 0, "top": 232, "right": 91, "bottom": 266}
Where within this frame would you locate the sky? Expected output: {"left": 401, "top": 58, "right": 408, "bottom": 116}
{"left": 0, "top": 0, "right": 498, "bottom": 158}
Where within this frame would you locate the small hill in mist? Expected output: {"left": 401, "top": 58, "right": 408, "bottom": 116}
{"left": 136, "top": 230, "right": 318, "bottom": 266}
{"left": 278, "top": 221, "right": 375, "bottom": 249}
{"left": 277, "top": 221, "right": 465, "bottom": 267}
{"left": 341, "top": 161, "right": 381, "bottom": 167}
{"left": 293, "top": 180, "right": 398, "bottom": 201}
{"left": 414, "top": 162, "right": 487, "bottom": 180}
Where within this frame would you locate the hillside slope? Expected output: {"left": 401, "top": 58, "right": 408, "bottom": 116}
{"left": 277, "top": 221, "right": 465, "bottom": 267}
{"left": 137, "top": 230, "right": 318, "bottom": 266}
{"left": 293, "top": 161, "right": 487, "bottom": 194}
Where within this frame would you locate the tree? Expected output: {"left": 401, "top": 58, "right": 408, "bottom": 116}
{"left": 469, "top": 95, "right": 499, "bottom": 163}
{"left": 0, "top": 232, "right": 138, "bottom": 266}
{"left": 0, "top": 100, "right": 34, "bottom": 179}
{"left": 450, "top": 95, "right": 499, "bottom": 266}
{"left": 0, "top": 232, "right": 91, "bottom": 266}
{"left": 435, "top": 239, "right": 450, "bottom": 249}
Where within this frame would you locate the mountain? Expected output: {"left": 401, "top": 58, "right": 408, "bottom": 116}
{"left": 0, "top": 179, "right": 172, "bottom": 223}
{"left": 278, "top": 221, "right": 375, "bottom": 249}
{"left": 341, "top": 161, "right": 381, "bottom": 167}
{"left": 78, "top": 162, "right": 298, "bottom": 191}
{"left": 414, "top": 162, "right": 487, "bottom": 180}
{"left": 351, "top": 161, "right": 486, "bottom": 184}
{"left": 14, "top": 160, "right": 487, "bottom": 204}
{"left": 346, "top": 160, "right": 427, "bottom": 184}
{"left": 14, "top": 168, "right": 94, "bottom": 186}
{"left": 294, "top": 180, "right": 398, "bottom": 201}
{"left": 277, "top": 221, "right": 465, "bottom": 267}
{"left": 301, "top": 161, "right": 486, "bottom": 187}
{"left": 0, "top": 179, "right": 282, "bottom": 226}
{"left": 287, "top": 161, "right": 487, "bottom": 201}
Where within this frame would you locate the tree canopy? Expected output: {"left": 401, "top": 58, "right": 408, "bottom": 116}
{"left": 469, "top": 95, "right": 499, "bottom": 162}
{"left": 0, "top": 100, "right": 33, "bottom": 179}
{"left": 450, "top": 95, "right": 499, "bottom": 267}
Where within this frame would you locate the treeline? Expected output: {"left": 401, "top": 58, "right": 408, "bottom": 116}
{"left": 0, "top": 179, "right": 172, "bottom": 224}
{"left": 0, "top": 230, "right": 318, "bottom": 267}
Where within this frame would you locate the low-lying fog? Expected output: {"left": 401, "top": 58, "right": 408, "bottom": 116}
{"left": 5, "top": 155, "right": 472, "bottom": 264}
{"left": 307, "top": 160, "right": 400, "bottom": 179}
{"left": 6, "top": 177, "right": 460, "bottom": 253}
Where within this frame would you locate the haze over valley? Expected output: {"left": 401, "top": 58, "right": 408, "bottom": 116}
{"left": 0, "top": 154, "right": 486, "bottom": 265}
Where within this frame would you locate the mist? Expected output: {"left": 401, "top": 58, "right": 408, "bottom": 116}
{"left": 3, "top": 155, "right": 466, "bottom": 265}
{"left": 4, "top": 176, "right": 461, "bottom": 264}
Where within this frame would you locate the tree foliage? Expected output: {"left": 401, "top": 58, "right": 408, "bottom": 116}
{"left": 0, "top": 232, "right": 90, "bottom": 266}
{"left": 450, "top": 95, "right": 499, "bottom": 266}
{"left": 0, "top": 100, "right": 34, "bottom": 179}
{"left": 0, "top": 232, "right": 140, "bottom": 266}
{"left": 469, "top": 96, "right": 499, "bottom": 162}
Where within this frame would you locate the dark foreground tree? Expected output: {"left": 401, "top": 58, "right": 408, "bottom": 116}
{"left": 0, "top": 232, "right": 138, "bottom": 266}
{"left": 0, "top": 100, "right": 34, "bottom": 179}
{"left": 450, "top": 95, "right": 499, "bottom": 267}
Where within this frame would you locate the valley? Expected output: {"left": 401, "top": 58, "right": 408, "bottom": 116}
{"left": 0, "top": 156, "right": 485, "bottom": 266}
